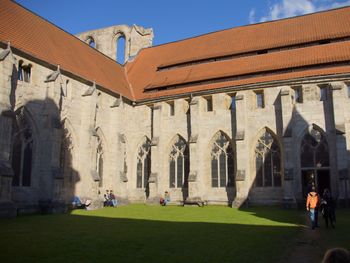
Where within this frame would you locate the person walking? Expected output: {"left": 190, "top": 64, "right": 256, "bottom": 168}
{"left": 306, "top": 186, "right": 320, "bottom": 230}
{"left": 320, "top": 188, "right": 336, "bottom": 228}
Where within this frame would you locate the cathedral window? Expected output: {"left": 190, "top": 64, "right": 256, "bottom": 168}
{"left": 136, "top": 138, "right": 151, "bottom": 189}
{"left": 11, "top": 109, "right": 33, "bottom": 187}
{"left": 169, "top": 135, "right": 189, "bottom": 188}
{"left": 347, "top": 83, "right": 350, "bottom": 98}
{"left": 211, "top": 132, "right": 234, "bottom": 188}
{"left": 255, "top": 91, "right": 264, "bottom": 108}
{"left": 255, "top": 130, "right": 281, "bottom": 187}
{"left": 301, "top": 127, "right": 329, "bottom": 168}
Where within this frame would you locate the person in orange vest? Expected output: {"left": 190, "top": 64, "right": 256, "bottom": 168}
{"left": 306, "top": 186, "right": 320, "bottom": 230}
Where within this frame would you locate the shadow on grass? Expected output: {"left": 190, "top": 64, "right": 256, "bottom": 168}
{"left": 0, "top": 206, "right": 303, "bottom": 263}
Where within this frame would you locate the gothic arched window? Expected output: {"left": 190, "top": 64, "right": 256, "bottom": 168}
{"left": 59, "top": 127, "right": 73, "bottom": 186}
{"left": 11, "top": 109, "right": 34, "bottom": 187}
{"left": 211, "top": 132, "right": 234, "bottom": 188}
{"left": 301, "top": 127, "right": 329, "bottom": 168}
{"left": 96, "top": 136, "right": 104, "bottom": 188}
{"left": 169, "top": 136, "right": 189, "bottom": 188}
{"left": 136, "top": 138, "right": 151, "bottom": 189}
{"left": 255, "top": 130, "right": 281, "bottom": 187}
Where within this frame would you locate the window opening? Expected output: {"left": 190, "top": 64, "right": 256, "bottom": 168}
{"left": 255, "top": 91, "right": 264, "bottom": 108}
{"left": 169, "top": 136, "right": 189, "bottom": 188}
{"left": 116, "top": 35, "right": 126, "bottom": 64}
{"left": 11, "top": 109, "right": 33, "bottom": 187}
{"left": 168, "top": 101, "right": 175, "bottom": 116}
{"left": 255, "top": 130, "right": 281, "bottom": 187}
{"left": 136, "top": 138, "right": 151, "bottom": 189}
{"left": 293, "top": 86, "right": 303, "bottom": 103}
{"left": 211, "top": 132, "right": 234, "bottom": 188}
{"left": 205, "top": 96, "right": 213, "bottom": 112}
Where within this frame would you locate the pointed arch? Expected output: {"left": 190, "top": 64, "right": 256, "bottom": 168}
{"left": 168, "top": 134, "right": 189, "bottom": 189}
{"left": 59, "top": 118, "right": 77, "bottom": 192}
{"left": 135, "top": 136, "right": 151, "bottom": 193}
{"left": 300, "top": 124, "right": 330, "bottom": 196}
{"left": 95, "top": 127, "right": 107, "bottom": 188}
{"left": 300, "top": 124, "right": 329, "bottom": 169}
{"left": 254, "top": 127, "right": 282, "bottom": 187}
{"left": 209, "top": 130, "right": 235, "bottom": 188}
{"left": 11, "top": 107, "right": 36, "bottom": 187}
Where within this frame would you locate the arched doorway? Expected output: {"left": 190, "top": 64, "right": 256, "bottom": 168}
{"left": 300, "top": 126, "right": 330, "bottom": 197}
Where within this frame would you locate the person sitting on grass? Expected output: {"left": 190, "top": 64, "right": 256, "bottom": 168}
{"left": 109, "top": 190, "right": 118, "bottom": 207}
{"left": 104, "top": 190, "right": 112, "bottom": 207}
{"left": 72, "top": 196, "right": 82, "bottom": 209}
{"left": 164, "top": 191, "right": 170, "bottom": 206}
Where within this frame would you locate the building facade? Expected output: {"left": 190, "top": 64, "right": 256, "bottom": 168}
{"left": 1, "top": 1, "right": 350, "bottom": 217}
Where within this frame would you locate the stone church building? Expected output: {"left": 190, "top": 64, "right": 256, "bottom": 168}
{"left": 1, "top": 0, "right": 350, "bottom": 217}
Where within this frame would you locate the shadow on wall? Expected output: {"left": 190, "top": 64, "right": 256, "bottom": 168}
{"left": 9, "top": 97, "right": 81, "bottom": 215}
{"left": 241, "top": 87, "right": 350, "bottom": 209}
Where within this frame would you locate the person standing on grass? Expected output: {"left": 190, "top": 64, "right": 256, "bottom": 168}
{"left": 306, "top": 186, "right": 320, "bottom": 230}
{"left": 320, "top": 188, "right": 336, "bottom": 228}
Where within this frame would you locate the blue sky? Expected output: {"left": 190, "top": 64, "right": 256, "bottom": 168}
{"left": 16, "top": 0, "right": 350, "bottom": 46}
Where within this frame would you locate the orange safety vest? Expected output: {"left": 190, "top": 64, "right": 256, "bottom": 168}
{"left": 306, "top": 192, "right": 319, "bottom": 209}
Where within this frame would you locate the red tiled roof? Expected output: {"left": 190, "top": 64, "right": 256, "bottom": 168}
{"left": 1, "top": 0, "right": 350, "bottom": 102}
{"left": 126, "top": 6, "right": 350, "bottom": 100}
{"left": 0, "top": 0, "right": 133, "bottom": 99}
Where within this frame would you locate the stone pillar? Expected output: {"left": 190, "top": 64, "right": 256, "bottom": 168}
{"left": 0, "top": 44, "right": 16, "bottom": 217}
{"left": 187, "top": 96, "right": 201, "bottom": 202}
{"left": 232, "top": 91, "right": 248, "bottom": 207}
{"left": 147, "top": 103, "right": 162, "bottom": 203}
{"left": 79, "top": 84, "right": 102, "bottom": 209}
{"left": 44, "top": 69, "right": 65, "bottom": 212}
{"left": 280, "top": 86, "right": 297, "bottom": 208}
{"left": 331, "top": 82, "right": 348, "bottom": 205}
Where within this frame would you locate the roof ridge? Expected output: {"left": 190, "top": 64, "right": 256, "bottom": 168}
{"left": 138, "top": 5, "right": 350, "bottom": 51}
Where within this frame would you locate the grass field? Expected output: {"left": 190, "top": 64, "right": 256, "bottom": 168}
{"left": 0, "top": 205, "right": 349, "bottom": 263}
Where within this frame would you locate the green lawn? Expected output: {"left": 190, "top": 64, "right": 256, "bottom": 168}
{"left": 0, "top": 205, "right": 347, "bottom": 263}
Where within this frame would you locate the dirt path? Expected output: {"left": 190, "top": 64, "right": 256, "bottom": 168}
{"left": 281, "top": 215, "right": 324, "bottom": 263}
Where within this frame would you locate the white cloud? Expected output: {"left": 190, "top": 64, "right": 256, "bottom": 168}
{"left": 249, "top": 8, "right": 256, "bottom": 24}
{"left": 250, "top": 0, "right": 350, "bottom": 23}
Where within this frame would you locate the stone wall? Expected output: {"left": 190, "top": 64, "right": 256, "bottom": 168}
{"left": 1, "top": 43, "right": 350, "bottom": 217}
{"left": 76, "top": 24, "right": 153, "bottom": 63}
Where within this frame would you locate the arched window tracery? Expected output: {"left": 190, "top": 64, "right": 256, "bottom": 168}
{"left": 11, "top": 109, "right": 34, "bottom": 187}
{"left": 255, "top": 129, "right": 281, "bottom": 187}
{"left": 169, "top": 135, "right": 189, "bottom": 188}
{"left": 211, "top": 132, "right": 234, "bottom": 188}
{"left": 301, "top": 127, "right": 329, "bottom": 168}
{"left": 136, "top": 137, "right": 151, "bottom": 189}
